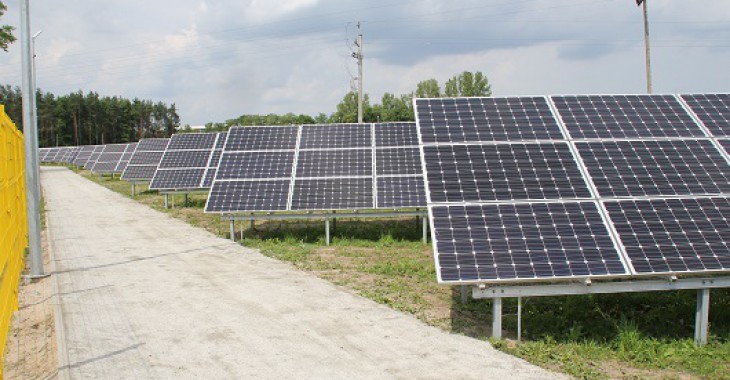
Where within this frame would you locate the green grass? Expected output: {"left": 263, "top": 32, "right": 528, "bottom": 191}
{"left": 77, "top": 169, "right": 730, "bottom": 380}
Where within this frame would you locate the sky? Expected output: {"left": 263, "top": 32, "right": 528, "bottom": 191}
{"left": 0, "top": 0, "right": 729, "bottom": 126}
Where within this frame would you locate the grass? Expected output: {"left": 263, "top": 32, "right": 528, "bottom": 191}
{"left": 78, "top": 170, "right": 730, "bottom": 379}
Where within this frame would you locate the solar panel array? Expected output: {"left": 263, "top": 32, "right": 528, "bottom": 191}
{"left": 415, "top": 94, "right": 730, "bottom": 284}
{"left": 90, "top": 143, "right": 133, "bottom": 173}
{"left": 84, "top": 145, "right": 106, "bottom": 169}
{"left": 205, "top": 123, "right": 427, "bottom": 213}
{"left": 121, "top": 138, "right": 169, "bottom": 181}
{"left": 148, "top": 133, "right": 226, "bottom": 191}
{"left": 73, "top": 145, "right": 98, "bottom": 167}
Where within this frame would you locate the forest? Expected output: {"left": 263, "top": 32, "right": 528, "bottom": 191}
{"left": 1, "top": 70, "right": 491, "bottom": 146}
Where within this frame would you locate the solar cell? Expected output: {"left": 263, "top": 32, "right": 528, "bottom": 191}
{"left": 73, "top": 145, "right": 97, "bottom": 166}
{"left": 128, "top": 151, "right": 165, "bottom": 166}
{"left": 91, "top": 143, "right": 130, "bottom": 173}
{"left": 374, "top": 122, "right": 419, "bottom": 147}
{"left": 424, "top": 143, "right": 591, "bottom": 203}
{"left": 605, "top": 197, "right": 730, "bottom": 274}
{"left": 299, "top": 124, "right": 371, "bottom": 149}
{"left": 291, "top": 178, "right": 374, "bottom": 210}
{"left": 376, "top": 147, "right": 423, "bottom": 176}
{"left": 207, "top": 180, "right": 290, "bottom": 212}
{"left": 431, "top": 202, "right": 626, "bottom": 282}
{"left": 83, "top": 146, "right": 106, "bottom": 169}
{"left": 552, "top": 95, "right": 704, "bottom": 139}
{"left": 225, "top": 126, "right": 298, "bottom": 151}
{"left": 216, "top": 151, "right": 295, "bottom": 180}
{"left": 377, "top": 176, "right": 426, "bottom": 208}
{"left": 123, "top": 166, "right": 158, "bottom": 181}
{"left": 148, "top": 133, "right": 222, "bottom": 190}
{"left": 295, "top": 149, "right": 372, "bottom": 178}
{"left": 415, "top": 97, "right": 564, "bottom": 144}
{"left": 115, "top": 143, "right": 137, "bottom": 172}
{"left": 577, "top": 139, "right": 730, "bottom": 197}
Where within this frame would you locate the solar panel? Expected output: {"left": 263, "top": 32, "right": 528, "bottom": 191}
{"left": 202, "top": 132, "right": 228, "bottom": 189}
{"left": 431, "top": 202, "right": 626, "bottom": 282}
{"left": 552, "top": 95, "right": 704, "bottom": 139}
{"left": 374, "top": 122, "right": 419, "bottom": 147}
{"left": 225, "top": 126, "right": 298, "bottom": 151}
{"left": 577, "top": 140, "right": 730, "bottom": 197}
{"left": 206, "top": 123, "right": 427, "bottom": 213}
{"left": 296, "top": 149, "right": 372, "bottom": 178}
{"left": 680, "top": 94, "right": 730, "bottom": 136}
{"left": 122, "top": 138, "right": 169, "bottom": 181}
{"left": 415, "top": 97, "right": 564, "bottom": 144}
{"left": 605, "top": 197, "right": 730, "bottom": 274}
{"left": 417, "top": 94, "right": 730, "bottom": 283}
{"left": 148, "top": 133, "right": 222, "bottom": 190}
{"left": 377, "top": 176, "right": 426, "bottom": 208}
{"left": 115, "top": 143, "right": 137, "bottom": 172}
{"left": 291, "top": 178, "right": 374, "bottom": 210}
{"left": 376, "top": 147, "right": 422, "bottom": 176}
{"left": 423, "top": 143, "right": 591, "bottom": 203}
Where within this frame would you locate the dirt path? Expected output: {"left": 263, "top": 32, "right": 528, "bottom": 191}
{"left": 40, "top": 166, "right": 566, "bottom": 380}
{"left": 3, "top": 228, "right": 58, "bottom": 380}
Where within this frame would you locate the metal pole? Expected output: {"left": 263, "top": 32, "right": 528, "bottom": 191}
{"left": 694, "top": 289, "right": 710, "bottom": 346}
{"left": 642, "top": 0, "right": 652, "bottom": 94}
{"left": 517, "top": 296, "right": 522, "bottom": 342}
{"left": 164, "top": 193, "right": 168, "bottom": 208}
{"left": 132, "top": 183, "right": 136, "bottom": 197}
{"left": 357, "top": 32, "right": 363, "bottom": 123}
{"left": 21, "top": 0, "right": 44, "bottom": 276}
{"left": 492, "top": 298, "right": 502, "bottom": 339}
{"left": 459, "top": 285, "right": 470, "bottom": 304}
{"left": 250, "top": 216, "right": 254, "bottom": 231}
{"left": 422, "top": 215, "right": 427, "bottom": 243}
{"left": 31, "top": 30, "right": 42, "bottom": 198}
{"left": 325, "top": 217, "right": 330, "bottom": 246}
{"left": 229, "top": 219, "right": 235, "bottom": 241}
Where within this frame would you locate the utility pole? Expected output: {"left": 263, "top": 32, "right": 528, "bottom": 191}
{"left": 352, "top": 23, "right": 364, "bottom": 123}
{"left": 640, "top": 0, "right": 652, "bottom": 93}
{"left": 20, "top": 0, "right": 44, "bottom": 276}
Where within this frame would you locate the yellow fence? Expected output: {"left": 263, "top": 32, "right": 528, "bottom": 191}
{"left": 0, "top": 104, "right": 28, "bottom": 377}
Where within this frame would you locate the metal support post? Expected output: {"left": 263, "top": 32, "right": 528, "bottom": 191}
{"left": 240, "top": 219, "right": 244, "bottom": 239}
{"left": 250, "top": 217, "right": 255, "bottom": 231}
{"left": 164, "top": 193, "right": 169, "bottom": 209}
{"left": 132, "top": 183, "right": 136, "bottom": 197}
{"left": 459, "top": 285, "right": 470, "bottom": 304}
{"left": 21, "top": 0, "right": 44, "bottom": 276}
{"left": 332, "top": 210, "right": 336, "bottom": 234}
{"left": 517, "top": 296, "right": 522, "bottom": 342}
{"left": 492, "top": 297, "right": 503, "bottom": 339}
{"left": 422, "top": 215, "right": 428, "bottom": 243}
{"left": 325, "top": 217, "right": 330, "bottom": 246}
{"left": 695, "top": 288, "right": 710, "bottom": 346}
{"left": 230, "top": 219, "right": 236, "bottom": 241}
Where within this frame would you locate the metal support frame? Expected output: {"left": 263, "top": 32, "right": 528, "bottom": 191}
{"left": 469, "top": 276, "right": 730, "bottom": 343}
{"left": 695, "top": 288, "right": 710, "bottom": 346}
{"left": 132, "top": 183, "right": 136, "bottom": 197}
{"left": 421, "top": 215, "right": 428, "bottom": 243}
{"left": 164, "top": 194, "right": 169, "bottom": 209}
{"left": 517, "top": 297, "right": 522, "bottom": 341}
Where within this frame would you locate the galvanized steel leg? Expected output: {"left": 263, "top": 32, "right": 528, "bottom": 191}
{"left": 164, "top": 194, "right": 169, "bottom": 209}
{"left": 230, "top": 219, "right": 236, "bottom": 241}
{"left": 250, "top": 217, "right": 255, "bottom": 231}
{"left": 422, "top": 215, "right": 428, "bottom": 243}
{"left": 695, "top": 289, "right": 710, "bottom": 346}
{"left": 132, "top": 183, "right": 136, "bottom": 197}
{"left": 325, "top": 217, "right": 330, "bottom": 246}
{"left": 492, "top": 298, "right": 503, "bottom": 339}
{"left": 517, "top": 296, "right": 522, "bottom": 342}
{"left": 459, "top": 285, "right": 470, "bottom": 304}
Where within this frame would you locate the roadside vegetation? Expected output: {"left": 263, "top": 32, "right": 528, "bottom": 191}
{"left": 82, "top": 171, "right": 730, "bottom": 379}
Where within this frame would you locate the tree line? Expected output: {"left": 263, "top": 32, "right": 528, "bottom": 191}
{"left": 204, "top": 70, "right": 492, "bottom": 130}
{"left": 0, "top": 70, "right": 490, "bottom": 144}
{"left": 0, "top": 86, "right": 180, "bottom": 147}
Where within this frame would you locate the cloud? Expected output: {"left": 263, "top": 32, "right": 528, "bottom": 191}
{"left": 0, "top": 0, "right": 728, "bottom": 125}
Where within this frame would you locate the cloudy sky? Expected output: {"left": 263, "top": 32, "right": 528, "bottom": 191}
{"left": 1, "top": 0, "right": 729, "bottom": 126}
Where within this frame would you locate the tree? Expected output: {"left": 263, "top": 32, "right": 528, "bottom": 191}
{"left": 444, "top": 71, "right": 492, "bottom": 97}
{"left": 415, "top": 79, "right": 440, "bottom": 98}
{"left": 0, "top": 1, "right": 15, "bottom": 52}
